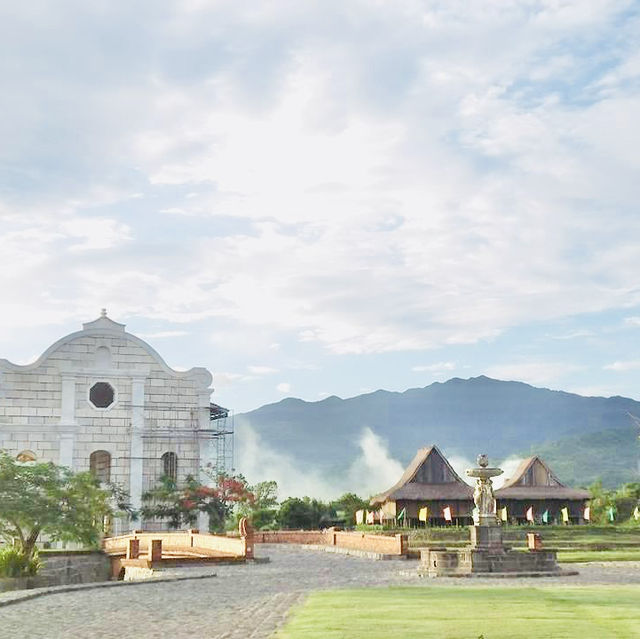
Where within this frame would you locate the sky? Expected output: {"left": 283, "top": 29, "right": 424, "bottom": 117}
{"left": 2, "top": 1, "right": 640, "bottom": 415}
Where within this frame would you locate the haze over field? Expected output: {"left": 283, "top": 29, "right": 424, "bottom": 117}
{"left": 1, "top": 2, "right": 640, "bottom": 415}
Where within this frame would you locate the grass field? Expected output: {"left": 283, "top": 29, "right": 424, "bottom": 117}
{"left": 275, "top": 586, "right": 640, "bottom": 639}
{"left": 557, "top": 549, "right": 640, "bottom": 563}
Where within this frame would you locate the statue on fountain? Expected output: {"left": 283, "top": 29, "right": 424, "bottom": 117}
{"left": 466, "top": 453, "right": 503, "bottom": 528}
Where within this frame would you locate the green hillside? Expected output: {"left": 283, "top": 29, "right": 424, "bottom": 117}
{"left": 236, "top": 376, "right": 640, "bottom": 488}
{"left": 528, "top": 425, "right": 640, "bottom": 488}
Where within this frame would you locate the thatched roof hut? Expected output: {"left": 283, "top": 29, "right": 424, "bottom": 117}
{"left": 495, "top": 456, "right": 590, "bottom": 523}
{"left": 371, "top": 445, "right": 473, "bottom": 523}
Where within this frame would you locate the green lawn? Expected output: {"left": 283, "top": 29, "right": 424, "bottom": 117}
{"left": 558, "top": 549, "right": 640, "bottom": 563}
{"left": 275, "top": 586, "right": 640, "bottom": 639}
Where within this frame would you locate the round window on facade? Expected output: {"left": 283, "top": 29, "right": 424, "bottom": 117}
{"left": 89, "top": 382, "right": 115, "bottom": 409}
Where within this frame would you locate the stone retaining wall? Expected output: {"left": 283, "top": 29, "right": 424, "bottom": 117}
{"left": 253, "top": 531, "right": 328, "bottom": 545}
{"left": 0, "top": 551, "right": 111, "bottom": 593}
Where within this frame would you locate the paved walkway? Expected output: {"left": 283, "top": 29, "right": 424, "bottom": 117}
{"left": 1, "top": 546, "right": 640, "bottom": 639}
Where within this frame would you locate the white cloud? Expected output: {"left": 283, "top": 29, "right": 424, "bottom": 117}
{"left": 236, "top": 423, "right": 404, "bottom": 501}
{"left": 494, "top": 456, "right": 526, "bottom": 490}
{"left": 485, "top": 361, "right": 584, "bottom": 387}
{"left": 563, "top": 384, "right": 619, "bottom": 398}
{"left": 446, "top": 454, "right": 475, "bottom": 487}
{"left": 247, "top": 365, "right": 278, "bottom": 375}
{"left": 214, "top": 372, "right": 254, "bottom": 387}
{"left": 412, "top": 362, "right": 456, "bottom": 373}
{"left": 548, "top": 330, "right": 595, "bottom": 340}
{"left": 137, "top": 330, "right": 189, "bottom": 339}
{"left": 235, "top": 422, "right": 338, "bottom": 500}
{"left": 0, "top": 0, "right": 639, "bottom": 374}
{"left": 345, "top": 428, "right": 405, "bottom": 497}
{"left": 603, "top": 360, "right": 640, "bottom": 372}
{"left": 276, "top": 382, "right": 291, "bottom": 393}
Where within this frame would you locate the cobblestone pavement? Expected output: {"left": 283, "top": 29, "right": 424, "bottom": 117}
{"left": 1, "top": 546, "right": 640, "bottom": 639}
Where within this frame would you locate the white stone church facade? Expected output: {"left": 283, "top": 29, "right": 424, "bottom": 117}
{"left": 0, "top": 311, "right": 218, "bottom": 532}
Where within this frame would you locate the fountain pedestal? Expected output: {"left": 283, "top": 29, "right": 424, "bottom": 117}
{"left": 469, "top": 524, "right": 505, "bottom": 552}
{"left": 420, "top": 454, "right": 570, "bottom": 578}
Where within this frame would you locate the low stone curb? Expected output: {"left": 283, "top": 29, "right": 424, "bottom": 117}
{"left": 405, "top": 569, "right": 580, "bottom": 579}
{"left": 0, "top": 571, "right": 217, "bottom": 608}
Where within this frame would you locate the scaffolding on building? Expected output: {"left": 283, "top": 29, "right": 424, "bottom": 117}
{"left": 128, "top": 401, "right": 234, "bottom": 476}
{"left": 208, "top": 402, "right": 234, "bottom": 476}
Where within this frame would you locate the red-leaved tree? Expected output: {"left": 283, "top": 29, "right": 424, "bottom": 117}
{"left": 141, "top": 473, "right": 255, "bottom": 532}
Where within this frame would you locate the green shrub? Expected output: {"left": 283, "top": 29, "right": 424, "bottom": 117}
{"left": 0, "top": 546, "right": 41, "bottom": 577}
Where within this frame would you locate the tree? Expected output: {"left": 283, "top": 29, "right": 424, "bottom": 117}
{"left": 141, "top": 473, "right": 255, "bottom": 533}
{"left": 237, "top": 480, "right": 279, "bottom": 530}
{"left": 0, "top": 451, "right": 114, "bottom": 559}
{"left": 332, "top": 492, "right": 370, "bottom": 527}
{"left": 252, "top": 480, "right": 279, "bottom": 509}
{"left": 276, "top": 497, "right": 335, "bottom": 529}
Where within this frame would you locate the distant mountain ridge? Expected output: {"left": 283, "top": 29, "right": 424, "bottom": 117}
{"left": 235, "top": 376, "right": 640, "bottom": 488}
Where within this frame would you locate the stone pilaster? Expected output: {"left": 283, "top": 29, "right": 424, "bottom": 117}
{"left": 129, "top": 377, "right": 145, "bottom": 524}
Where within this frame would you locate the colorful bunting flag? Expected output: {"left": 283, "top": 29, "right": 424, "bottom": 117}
{"left": 542, "top": 509, "right": 550, "bottom": 524}
{"left": 561, "top": 507, "right": 569, "bottom": 523}
{"left": 355, "top": 509, "right": 364, "bottom": 525}
{"left": 583, "top": 506, "right": 590, "bottom": 522}
{"left": 443, "top": 505, "right": 452, "bottom": 522}
{"left": 500, "top": 507, "right": 508, "bottom": 522}
{"left": 526, "top": 506, "right": 534, "bottom": 522}
{"left": 418, "top": 506, "right": 428, "bottom": 522}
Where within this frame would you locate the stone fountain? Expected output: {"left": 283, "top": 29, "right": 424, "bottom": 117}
{"left": 420, "top": 454, "right": 571, "bottom": 577}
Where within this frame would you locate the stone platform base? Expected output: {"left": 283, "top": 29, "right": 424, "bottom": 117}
{"left": 415, "top": 567, "right": 579, "bottom": 579}
{"left": 421, "top": 547, "right": 568, "bottom": 577}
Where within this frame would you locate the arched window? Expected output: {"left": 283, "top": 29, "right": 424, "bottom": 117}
{"left": 95, "top": 346, "right": 111, "bottom": 368}
{"left": 16, "top": 450, "right": 36, "bottom": 463}
{"left": 90, "top": 450, "right": 111, "bottom": 483}
{"left": 162, "top": 452, "right": 178, "bottom": 481}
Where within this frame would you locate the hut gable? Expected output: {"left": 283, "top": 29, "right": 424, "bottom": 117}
{"left": 411, "top": 448, "right": 460, "bottom": 484}
{"left": 495, "top": 456, "right": 590, "bottom": 500}
{"left": 371, "top": 445, "right": 473, "bottom": 504}
{"left": 501, "top": 457, "right": 562, "bottom": 489}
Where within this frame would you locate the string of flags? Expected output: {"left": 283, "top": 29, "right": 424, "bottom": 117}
{"left": 355, "top": 509, "right": 385, "bottom": 525}
{"left": 355, "top": 503, "right": 633, "bottom": 526}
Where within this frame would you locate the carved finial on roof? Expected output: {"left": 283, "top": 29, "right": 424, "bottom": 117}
{"left": 101, "top": 308, "right": 107, "bottom": 318}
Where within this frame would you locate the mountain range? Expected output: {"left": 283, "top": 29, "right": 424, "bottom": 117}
{"left": 235, "top": 376, "right": 640, "bottom": 489}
